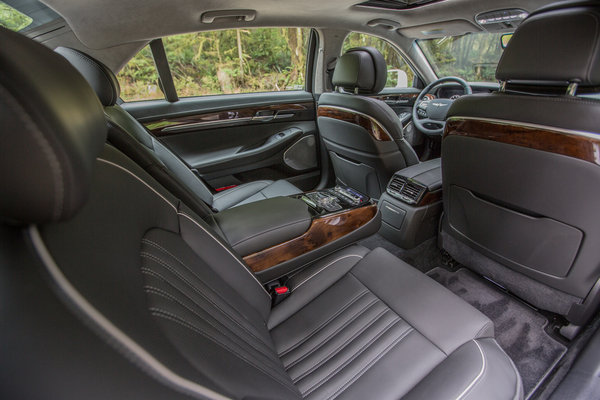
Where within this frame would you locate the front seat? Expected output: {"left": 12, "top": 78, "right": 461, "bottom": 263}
{"left": 318, "top": 47, "right": 419, "bottom": 199}
{"left": 1, "top": 26, "right": 523, "bottom": 400}
{"left": 55, "top": 47, "right": 301, "bottom": 212}
{"left": 441, "top": 2, "right": 600, "bottom": 326}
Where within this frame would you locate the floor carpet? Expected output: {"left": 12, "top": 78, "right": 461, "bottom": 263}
{"left": 427, "top": 267, "right": 567, "bottom": 397}
{"left": 358, "top": 234, "right": 444, "bottom": 273}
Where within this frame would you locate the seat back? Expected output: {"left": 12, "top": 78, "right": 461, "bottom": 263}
{"left": 2, "top": 27, "right": 301, "bottom": 399}
{"left": 317, "top": 47, "right": 418, "bottom": 199}
{"left": 55, "top": 47, "right": 217, "bottom": 214}
{"left": 441, "top": 2, "right": 600, "bottom": 325}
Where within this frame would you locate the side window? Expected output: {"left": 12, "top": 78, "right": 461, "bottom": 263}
{"left": 118, "top": 28, "right": 310, "bottom": 101}
{"left": 118, "top": 45, "right": 163, "bottom": 102}
{"left": 341, "top": 33, "right": 415, "bottom": 89}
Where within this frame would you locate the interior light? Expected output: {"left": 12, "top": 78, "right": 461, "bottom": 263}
{"left": 476, "top": 9, "right": 528, "bottom": 25}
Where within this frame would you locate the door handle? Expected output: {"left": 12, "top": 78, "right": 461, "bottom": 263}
{"left": 252, "top": 110, "right": 275, "bottom": 122}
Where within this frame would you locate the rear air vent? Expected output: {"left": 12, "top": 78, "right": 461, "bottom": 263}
{"left": 387, "top": 175, "right": 426, "bottom": 204}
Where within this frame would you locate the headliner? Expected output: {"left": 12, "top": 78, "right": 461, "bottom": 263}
{"left": 42, "top": 0, "right": 557, "bottom": 49}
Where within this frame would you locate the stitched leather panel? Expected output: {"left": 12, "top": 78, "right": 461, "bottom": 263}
{"left": 140, "top": 228, "right": 301, "bottom": 399}
{"left": 271, "top": 274, "right": 445, "bottom": 399}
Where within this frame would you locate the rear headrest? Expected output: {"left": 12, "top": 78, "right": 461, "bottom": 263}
{"left": 55, "top": 47, "right": 120, "bottom": 106}
{"left": 496, "top": 2, "right": 600, "bottom": 87}
{"left": 0, "top": 27, "right": 106, "bottom": 224}
{"left": 332, "top": 47, "right": 387, "bottom": 94}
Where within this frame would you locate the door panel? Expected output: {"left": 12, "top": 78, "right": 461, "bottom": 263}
{"left": 122, "top": 91, "right": 320, "bottom": 191}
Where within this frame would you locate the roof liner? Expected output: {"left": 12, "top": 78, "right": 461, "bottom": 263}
{"left": 42, "top": 0, "right": 558, "bottom": 49}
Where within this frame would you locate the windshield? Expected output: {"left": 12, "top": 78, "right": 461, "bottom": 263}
{"left": 417, "top": 32, "right": 506, "bottom": 82}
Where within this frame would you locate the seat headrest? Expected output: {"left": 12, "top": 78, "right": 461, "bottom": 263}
{"left": 496, "top": 2, "right": 600, "bottom": 87}
{"left": 0, "top": 27, "right": 107, "bottom": 224}
{"left": 332, "top": 47, "right": 387, "bottom": 94}
{"left": 55, "top": 47, "right": 121, "bottom": 106}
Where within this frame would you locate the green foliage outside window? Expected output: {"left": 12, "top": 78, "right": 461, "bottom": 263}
{"left": 0, "top": 1, "right": 32, "bottom": 31}
{"left": 342, "top": 33, "right": 415, "bottom": 88}
{"left": 418, "top": 33, "right": 504, "bottom": 82}
{"left": 119, "top": 28, "right": 309, "bottom": 101}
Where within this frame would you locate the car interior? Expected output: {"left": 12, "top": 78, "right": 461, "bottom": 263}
{"left": 2, "top": 0, "right": 600, "bottom": 399}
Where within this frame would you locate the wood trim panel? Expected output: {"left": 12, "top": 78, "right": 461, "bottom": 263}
{"left": 243, "top": 204, "right": 377, "bottom": 272}
{"left": 317, "top": 106, "right": 392, "bottom": 142}
{"left": 418, "top": 189, "right": 442, "bottom": 206}
{"left": 445, "top": 118, "right": 600, "bottom": 166}
{"left": 144, "top": 102, "right": 314, "bottom": 136}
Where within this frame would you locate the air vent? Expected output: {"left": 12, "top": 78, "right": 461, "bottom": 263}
{"left": 386, "top": 175, "right": 426, "bottom": 205}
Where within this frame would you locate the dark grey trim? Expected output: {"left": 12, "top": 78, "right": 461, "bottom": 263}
{"left": 150, "top": 39, "right": 178, "bottom": 103}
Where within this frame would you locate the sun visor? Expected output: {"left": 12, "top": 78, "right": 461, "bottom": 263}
{"left": 397, "top": 19, "right": 481, "bottom": 39}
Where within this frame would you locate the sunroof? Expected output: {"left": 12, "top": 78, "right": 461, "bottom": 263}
{"left": 0, "top": 0, "right": 59, "bottom": 32}
{"left": 356, "top": 0, "right": 444, "bottom": 10}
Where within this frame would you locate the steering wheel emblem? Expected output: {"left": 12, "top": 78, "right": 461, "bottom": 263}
{"left": 412, "top": 76, "right": 472, "bottom": 137}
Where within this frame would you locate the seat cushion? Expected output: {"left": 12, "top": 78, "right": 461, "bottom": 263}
{"left": 212, "top": 179, "right": 302, "bottom": 211}
{"left": 269, "top": 246, "right": 522, "bottom": 400}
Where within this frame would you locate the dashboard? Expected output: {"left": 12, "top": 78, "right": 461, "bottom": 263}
{"left": 430, "top": 82, "right": 499, "bottom": 100}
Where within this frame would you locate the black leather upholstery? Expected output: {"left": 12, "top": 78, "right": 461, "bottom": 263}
{"left": 496, "top": 3, "right": 600, "bottom": 86}
{"left": 318, "top": 47, "right": 419, "bottom": 199}
{"left": 210, "top": 196, "right": 312, "bottom": 256}
{"left": 332, "top": 47, "right": 387, "bottom": 94}
{"left": 55, "top": 47, "right": 121, "bottom": 106}
{"left": 0, "top": 28, "right": 106, "bottom": 223}
{"left": 442, "top": 2, "right": 600, "bottom": 324}
{"left": 2, "top": 28, "right": 523, "bottom": 399}
{"left": 55, "top": 47, "right": 302, "bottom": 213}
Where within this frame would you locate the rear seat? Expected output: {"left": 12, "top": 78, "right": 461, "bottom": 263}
{"left": 54, "top": 46, "right": 302, "bottom": 214}
{"left": 0, "top": 27, "right": 522, "bottom": 399}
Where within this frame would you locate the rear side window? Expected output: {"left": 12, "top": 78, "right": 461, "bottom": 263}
{"left": 342, "top": 32, "right": 415, "bottom": 88}
{"left": 118, "top": 28, "right": 310, "bottom": 101}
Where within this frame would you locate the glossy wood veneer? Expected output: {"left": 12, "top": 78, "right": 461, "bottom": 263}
{"left": 445, "top": 118, "right": 600, "bottom": 166}
{"left": 418, "top": 189, "right": 442, "bottom": 206}
{"left": 317, "top": 107, "right": 392, "bottom": 142}
{"left": 145, "top": 102, "right": 314, "bottom": 136}
{"left": 243, "top": 204, "right": 377, "bottom": 272}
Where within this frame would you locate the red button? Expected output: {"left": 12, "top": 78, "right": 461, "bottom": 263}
{"left": 274, "top": 286, "right": 289, "bottom": 295}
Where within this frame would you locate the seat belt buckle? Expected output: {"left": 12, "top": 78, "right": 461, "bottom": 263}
{"left": 271, "top": 286, "right": 290, "bottom": 306}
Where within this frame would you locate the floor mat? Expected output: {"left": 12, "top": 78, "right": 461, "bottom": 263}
{"left": 427, "top": 267, "right": 567, "bottom": 397}
{"left": 358, "top": 235, "right": 444, "bottom": 273}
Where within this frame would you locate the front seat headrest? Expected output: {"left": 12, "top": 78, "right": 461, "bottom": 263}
{"left": 55, "top": 46, "right": 121, "bottom": 106}
{"left": 496, "top": 2, "right": 600, "bottom": 87}
{"left": 332, "top": 47, "right": 387, "bottom": 94}
{"left": 0, "top": 27, "right": 107, "bottom": 224}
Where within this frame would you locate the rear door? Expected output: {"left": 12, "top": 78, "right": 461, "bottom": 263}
{"left": 118, "top": 28, "right": 320, "bottom": 192}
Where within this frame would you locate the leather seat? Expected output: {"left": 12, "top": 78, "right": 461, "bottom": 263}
{"left": 441, "top": 2, "right": 600, "bottom": 325}
{"left": 55, "top": 46, "right": 301, "bottom": 213}
{"left": 318, "top": 47, "right": 419, "bottom": 199}
{"left": 1, "top": 27, "right": 522, "bottom": 399}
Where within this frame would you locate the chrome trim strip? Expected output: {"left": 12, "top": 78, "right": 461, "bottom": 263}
{"left": 447, "top": 116, "right": 600, "bottom": 141}
{"left": 161, "top": 117, "right": 253, "bottom": 133}
{"left": 28, "top": 226, "right": 230, "bottom": 400}
{"left": 320, "top": 105, "right": 394, "bottom": 141}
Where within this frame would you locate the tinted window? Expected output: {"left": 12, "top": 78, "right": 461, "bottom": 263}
{"left": 118, "top": 28, "right": 310, "bottom": 101}
{"left": 0, "top": 0, "right": 60, "bottom": 32}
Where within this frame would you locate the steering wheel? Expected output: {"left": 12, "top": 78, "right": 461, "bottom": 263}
{"left": 412, "top": 76, "right": 472, "bottom": 137}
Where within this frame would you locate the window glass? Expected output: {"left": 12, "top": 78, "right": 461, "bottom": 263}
{"left": 418, "top": 33, "right": 504, "bottom": 82}
{"left": 0, "top": 0, "right": 60, "bottom": 32}
{"left": 342, "top": 32, "right": 415, "bottom": 88}
{"left": 0, "top": 1, "right": 32, "bottom": 31}
{"left": 118, "top": 45, "right": 163, "bottom": 102}
{"left": 164, "top": 28, "right": 309, "bottom": 97}
{"left": 118, "top": 28, "right": 310, "bottom": 101}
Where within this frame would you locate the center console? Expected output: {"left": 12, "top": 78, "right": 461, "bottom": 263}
{"left": 211, "top": 185, "right": 380, "bottom": 282}
{"left": 378, "top": 158, "right": 443, "bottom": 248}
